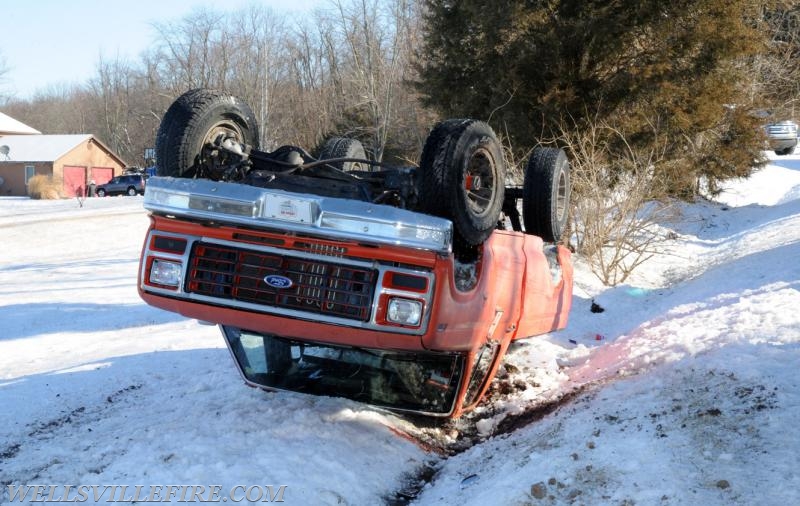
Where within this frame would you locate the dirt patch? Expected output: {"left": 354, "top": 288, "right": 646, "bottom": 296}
{"left": 385, "top": 462, "right": 438, "bottom": 505}
{"left": 27, "top": 406, "right": 86, "bottom": 438}
{"left": 385, "top": 385, "right": 590, "bottom": 503}
{"left": 0, "top": 443, "right": 21, "bottom": 460}
{"left": 106, "top": 383, "right": 142, "bottom": 404}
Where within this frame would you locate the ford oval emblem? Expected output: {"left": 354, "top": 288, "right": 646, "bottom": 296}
{"left": 264, "top": 274, "right": 293, "bottom": 289}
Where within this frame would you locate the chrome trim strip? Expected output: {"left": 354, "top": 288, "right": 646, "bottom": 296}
{"left": 143, "top": 176, "right": 453, "bottom": 254}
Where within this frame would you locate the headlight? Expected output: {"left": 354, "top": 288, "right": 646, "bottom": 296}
{"left": 150, "top": 259, "right": 183, "bottom": 287}
{"left": 387, "top": 298, "right": 423, "bottom": 326}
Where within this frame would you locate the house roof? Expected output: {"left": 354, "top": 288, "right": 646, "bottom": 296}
{"left": 0, "top": 112, "right": 41, "bottom": 135}
{"left": 0, "top": 134, "right": 94, "bottom": 162}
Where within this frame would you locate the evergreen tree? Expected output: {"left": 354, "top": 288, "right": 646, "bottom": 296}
{"left": 418, "top": 0, "right": 773, "bottom": 196}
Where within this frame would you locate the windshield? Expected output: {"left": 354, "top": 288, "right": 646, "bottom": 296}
{"left": 222, "top": 326, "right": 465, "bottom": 415}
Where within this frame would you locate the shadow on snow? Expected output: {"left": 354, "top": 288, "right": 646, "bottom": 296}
{"left": 0, "top": 349, "right": 424, "bottom": 505}
{"left": 0, "top": 302, "right": 185, "bottom": 341}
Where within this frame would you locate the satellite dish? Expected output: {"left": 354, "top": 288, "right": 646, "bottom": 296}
{"left": 0, "top": 145, "right": 9, "bottom": 157}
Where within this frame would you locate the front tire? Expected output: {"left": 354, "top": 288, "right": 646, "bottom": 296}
{"left": 96, "top": 188, "right": 107, "bottom": 197}
{"left": 418, "top": 119, "right": 506, "bottom": 246}
{"left": 155, "top": 89, "right": 259, "bottom": 179}
{"left": 522, "top": 147, "right": 571, "bottom": 243}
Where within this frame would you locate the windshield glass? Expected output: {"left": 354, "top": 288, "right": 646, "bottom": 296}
{"left": 222, "top": 326, "right": 465, "bottom": 415}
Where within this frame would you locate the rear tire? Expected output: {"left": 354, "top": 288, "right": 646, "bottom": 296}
{"left": 418, "top": 119, "right": 506, "bottom": 246}
{"left": 127, "top": 187, "right": 137, "bottom": 196}
{"left": 318, "top": 137, "right": 368, "bottom": 171}
{"left": 522, "top": 147, "right": 571, "bottom": 243}
{"left": 155, "top": 89, "right": 259, "bottom": 179}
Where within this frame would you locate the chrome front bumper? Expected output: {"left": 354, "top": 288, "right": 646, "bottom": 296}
{"left": 143, "top": 177, "right": 453, "bottom": 254}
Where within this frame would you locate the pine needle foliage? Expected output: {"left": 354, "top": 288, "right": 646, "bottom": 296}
{"left": 418, "top": 0, "right": 775, "bottom": 196}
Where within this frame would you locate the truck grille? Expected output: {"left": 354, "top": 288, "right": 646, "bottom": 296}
{"left": 186, "top": 242, "right": 377, "bottom": 322}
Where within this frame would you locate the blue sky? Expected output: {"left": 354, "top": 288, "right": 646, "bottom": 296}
{"left": 0, "top": 0, "right": 321, "bottom": 100}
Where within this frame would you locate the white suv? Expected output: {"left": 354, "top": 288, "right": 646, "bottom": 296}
{"left": 765, "top": 120, "right": 798, "bottom": 155}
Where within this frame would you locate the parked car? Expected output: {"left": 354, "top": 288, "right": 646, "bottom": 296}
{"left": 95, "top": 174, "right": 146, "bottom": 196}
{"left": 137, "top": 89, "right": 574, "bottom": 417}
{"left": 765, "top": 120, "right": 798, "bottom": 155}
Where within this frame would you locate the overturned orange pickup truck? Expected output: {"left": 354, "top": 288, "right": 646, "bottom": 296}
{"left": 138, "top": 89, "right": 573, "bottom": 417}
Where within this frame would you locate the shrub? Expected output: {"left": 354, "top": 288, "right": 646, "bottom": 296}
{"left": 27, "top": 175, "right": 62, "bottom": 200}
{"left": 557, "top": 116, "right": 673, "bottom": 286}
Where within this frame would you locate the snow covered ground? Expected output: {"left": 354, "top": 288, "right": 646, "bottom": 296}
{"left": 1, "top": 154, "right": 799, "bottom": 505}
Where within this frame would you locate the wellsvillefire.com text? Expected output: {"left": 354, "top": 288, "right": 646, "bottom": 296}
{"left": 5, "top": 484, "right": 288, "bottom": 503}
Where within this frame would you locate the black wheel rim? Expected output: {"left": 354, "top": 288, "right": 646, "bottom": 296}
{"left": 463, "top": 148, "right": 497, "bottom": 218}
